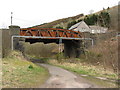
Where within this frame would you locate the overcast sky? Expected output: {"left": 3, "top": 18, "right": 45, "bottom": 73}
{"left": 0, "top": 0, "right": 119, "bottom": 28}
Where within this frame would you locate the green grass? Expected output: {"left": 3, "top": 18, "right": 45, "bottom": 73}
{"left": 48, "top": 59, "right": 118, "bottom": 80}
{"left": 2, "top": 51, "right": 49, "bottom": 88}
{"left": 60, "top": 65, "right": 117, "bottom": 79}
{"left": 48, "top": 59, "right": 119, "bottom": 88}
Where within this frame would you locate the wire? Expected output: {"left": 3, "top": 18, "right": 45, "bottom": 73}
{"left": 13, "top": 17, "right": 35, "bottom": 23}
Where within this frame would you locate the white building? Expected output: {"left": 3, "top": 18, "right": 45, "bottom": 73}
{"left": 69, "top": 21, "right": 91, "bottom": 33}
{"left": 89, "top": 26, "right": 108, "bottom": 34}
{"left": 69, "top": 21, "right": 108, "bottom": 34}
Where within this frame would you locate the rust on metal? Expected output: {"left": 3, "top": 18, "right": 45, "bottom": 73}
{"left": 20, "top": 28, "right": 82, "bottom": 39}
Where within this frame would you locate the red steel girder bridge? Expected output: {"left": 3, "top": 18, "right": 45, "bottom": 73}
{"left": 11, "top": 27, "right": 93, "bottom": 57}
{"left": 20, "top": 28, "right": 83, "bottom": 38}
{"left": 19, "top": 28, "right": 83, "bottom": 44}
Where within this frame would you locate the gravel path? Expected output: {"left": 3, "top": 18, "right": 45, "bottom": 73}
{"left": 39, "top": 64, "right": 99, "bottom": 88}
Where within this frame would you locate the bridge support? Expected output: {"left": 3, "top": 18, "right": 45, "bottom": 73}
{"left": 9, "top": 25, "right": 20, "bottom": 50}
{"left": 64, "top": 40, "right": 83, "bottom": 58}
{"left": 1, "top": 25, "right": 21, "bottom": 57}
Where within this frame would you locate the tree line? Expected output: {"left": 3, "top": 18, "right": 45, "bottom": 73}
{"left": 65, "top": 11, "right": 110, "bottom": 29}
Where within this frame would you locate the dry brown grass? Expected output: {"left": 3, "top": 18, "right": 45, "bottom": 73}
{"left": 23, "top": 42, "right": 59, "bottom": 58}
{"left": 32, "top": 14, "right": 84, "bottom": 29}
{"left": 48, "top": 59, "right": 118, "bottom": 80}
{"left": 82, "top": 37, "right": 118, "bottom": 73}
{"left": 2, "top": 51, "right": 49, "bottom": 88}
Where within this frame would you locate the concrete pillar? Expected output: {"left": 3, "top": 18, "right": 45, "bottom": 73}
{"left": 9, "top": 25, "right": 20, "bottom": 36}
{"left": 64, "top": 40, "right": 83, "bottom": 58}
{"left": 64, "top": 41, "right": 76, "bottom": 58}
{"left": 9, "top": 25, "right": 20, "bottom": 50}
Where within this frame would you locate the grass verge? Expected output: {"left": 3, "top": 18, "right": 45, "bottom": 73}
{"left": 48, "top": 59, "right": 118, "bottom": 80}
{"left": 48, "top": 59, "right": 118, "bottom": 88}
{"left": 2, "top": 51, "right": 49, "bottom": 88}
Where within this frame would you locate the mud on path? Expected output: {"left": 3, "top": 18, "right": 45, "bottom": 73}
{"left": 39, "top": 64, "right": 99, "bottom": 88}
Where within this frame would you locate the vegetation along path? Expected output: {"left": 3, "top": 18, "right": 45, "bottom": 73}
{"left": 39, "top": 64, "right": 99, "bottom": 88}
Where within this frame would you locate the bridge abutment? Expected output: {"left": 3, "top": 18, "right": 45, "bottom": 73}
{"left": 9, "top": 25, "right": 20, "bottom": 50}
{"left": 0, "top": 25, "right": 20, "bottom": 57}
{"left": 64, "top": 40, "right": 83, "bottom": 58}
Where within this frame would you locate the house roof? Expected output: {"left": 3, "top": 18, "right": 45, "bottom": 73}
{"left": 69, "top": 21, "right": 90, "bottom": 30}
{"left": 69, "top": 21, "right": 82, "bottom": 30}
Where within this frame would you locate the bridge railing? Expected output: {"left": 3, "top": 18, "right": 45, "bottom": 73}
{"left": 20, "top": 28, "right": 83, "bottom": 38}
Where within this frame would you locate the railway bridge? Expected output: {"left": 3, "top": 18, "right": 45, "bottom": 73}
{"left": 2, "top": 25, "right": 93, "bottom": 58}
{"left": 19, "top": 27, "right": 84, "bottom": 58}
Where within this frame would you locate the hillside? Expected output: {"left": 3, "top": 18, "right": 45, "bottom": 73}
{"left": 108, "top": 6, "right": 118, "bottom": 31}
{"left": 32, "top": 14, "right": 84, "bottom": 29}
{"left": 2, "top": 51, "right": 49, "bottom": 88}
{"left": 32, "top": 5, "right": 118, "bottom": 31}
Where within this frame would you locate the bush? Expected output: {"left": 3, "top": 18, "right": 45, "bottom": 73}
{"left": 55, "top": 26, "right": 64, "bottom": 29}
{"left": 83, "top": 38, "right": 118, "bottom": 73}
{"left": 28, "top": 65, "right": 34, "bottom": 69}
{"left": 84, "top": 14, "right": 98, "bottom": 25}
{"left": 98, "top": 11, "right": 110, "bottom": 27}
{"left": 83, "top": 11, "right": 110, "bottom": 27}
{"left": 23, "top": 42, "right": 58, "bottom": 58}
{"left": 56, "top": 52, "right": 65, "bottom": 63}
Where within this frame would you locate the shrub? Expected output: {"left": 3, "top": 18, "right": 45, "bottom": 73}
{"left": 85, "top": 38, "right": 118, "bottom": 73}
{"left": 28, "top": 65, "right": 33, "bottom": 69}
{"left": 23, "top": 42, "right": 58, "bottom": 58}
{"left": 84, "top": 14, "right": 98, "bottom": 25}
{"left": 55, "top": 26, "right": 64, "bottom": 29}
{"left": 98, "top": 11, "right": 110, "bottom": 27}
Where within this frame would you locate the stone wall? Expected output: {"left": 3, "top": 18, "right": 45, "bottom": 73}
{"left": 0, "top": 30, "right": 2, "bottom": 58}
{"left": 0, "top": 25, "right": 20, "bottom": 58}
{"left": 0, "top": 29, "right": 11, "bottom": 57}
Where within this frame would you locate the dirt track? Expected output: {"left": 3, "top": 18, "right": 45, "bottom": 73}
{"left": 39, "top": 64, "right": 99, "bottom": 88}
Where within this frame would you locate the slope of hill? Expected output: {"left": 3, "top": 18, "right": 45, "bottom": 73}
{"left": 2, "top": 51, "right": 49, "bottom": 88}
{"left": 31, "top": 5, "right": 118, "bottom": 31}
{"left": 93, "top": 5, "right": 118, "bottom": 31}
{"left": 108, "top": 6, "right": 118, "bottom": 31}
{"left": 32, "top": 14, "right": 84, "bottom": 29}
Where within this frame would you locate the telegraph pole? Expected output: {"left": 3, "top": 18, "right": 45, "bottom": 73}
{"left": 11, "top": 12, "right": 13, "bottom": 25}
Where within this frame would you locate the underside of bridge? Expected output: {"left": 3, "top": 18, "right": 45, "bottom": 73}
{"left": 19, "top": 27, "right": 84, "bottom": 58}
{"left": 25, "top": 38, "right": 83, "bottom": 58}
